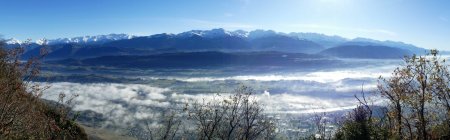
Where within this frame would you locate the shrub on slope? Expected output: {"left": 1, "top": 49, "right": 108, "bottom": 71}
{"left": 0, "top": 41, "right": 87, "bottom": 139}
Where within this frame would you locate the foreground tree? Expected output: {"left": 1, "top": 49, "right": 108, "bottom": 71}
{"left": 336, "top": 50, "right": 450, "bottom": 140}
{"left": 188, "top": 86, "right": 276, "bottom": 140}
{"left": 0, "top": 40, "right": 87, "bottom": 139}
{"left": 334, "top": 90, "right": 389, "bottom": 140}
{"left": 143, "top": 85, "right": 276, "bottom": 140}
{"left": 378, "top": 50, "right": 450, "bottom": 139}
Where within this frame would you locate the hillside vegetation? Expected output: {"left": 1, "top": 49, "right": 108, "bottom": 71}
{"left": 333, "top": 50, "right": 450, "bottom": 140}
{"left": 0, "top": 41, "right": 87, "bottom": 139}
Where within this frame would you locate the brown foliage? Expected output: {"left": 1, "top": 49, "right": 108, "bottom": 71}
{"left": 188, "top": 86, "right": 276, "bottom": 140}
{"left": 0, "top": 40, "right": 87, "bottom": 139}
{"left": 335, "top": 50, "right": 450, "bottom": 140}
{"left": 142, "top": 85, "right": 276, "bottom": 140}
{"left": 377, "top": 50, "right": 450, "bottom": 139}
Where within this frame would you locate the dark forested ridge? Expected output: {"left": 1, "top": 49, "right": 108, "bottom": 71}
{"left": 49, "top": 51, "right": 338, "bottom": 69}
{"left": 320, "top": 45, "right": 413, "bottom": 59}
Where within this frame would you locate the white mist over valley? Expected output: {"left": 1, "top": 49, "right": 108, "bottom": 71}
{"left": 37, "top": 57, "right": 400, "bottom": 129}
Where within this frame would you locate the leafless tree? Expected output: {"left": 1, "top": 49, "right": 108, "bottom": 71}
{"left": 312, "top": 111, "right": 327, "bottom": 140}
{"left": 377, "top": 50, "right": 450, "bottom": 139}
{"left": 181, "top": 85, "right": 276, "bottom": 140}
{"left": 0, "top": 39, "right": 86, "bottom": 139}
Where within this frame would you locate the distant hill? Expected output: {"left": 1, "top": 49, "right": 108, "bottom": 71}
{"left": 343, "top": 38, "right": 426, "bottom": 54}
{"left": 22, "top": 44, "right": 151, "bottom": 59}
{"left": 103, "top": 33, "right": 252, "bottom": 52}
{"left": 250, "top": 35, "right": 323, "bottom": 53}
{"left": 319, "top": 45, "right": 413, "bottom": 59}
{"left": 50, "top": 51, "right": 338, "bottom": 69}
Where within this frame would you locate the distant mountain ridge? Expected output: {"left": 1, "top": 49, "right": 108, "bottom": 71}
{"left": 6, "top": 28, "right": 426, "bottom": 59}
{"left": 344, "top": 37, "right": 425, "bottom": 54}
{"left": 288, "top": 32, "right": 348, "bottom": 48}
{"left": 6, "top": 33, "right": 135, "bottom": 45}
{"left": 50, "top": 51, "right": 339, "bottom": 69}
{"left": 320, "top": 45, "right": 413, "bottom": 59}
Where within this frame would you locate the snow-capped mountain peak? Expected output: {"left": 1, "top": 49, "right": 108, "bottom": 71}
{"left": 4, "top": 34, "right": 135, "bottom": 46}
{"left": 177, "top": 28, "right": 249, "bottom": 38}
{"left": 35, "top": 39, "right": 48, "bottom": 45}
{"left": 5, "top": 38, "right": 22, "bottom": 45}
{"left": 248, "top": 30, "right": 278, "bottom": 39}
{"left": 229, "top": 30, "right": 249, "bottom": 38}
{"left": 46, "top": 33, "right": 135, "bottom": 45}
{"left": 289, "top": 32, "right": 348, "bottom": 42}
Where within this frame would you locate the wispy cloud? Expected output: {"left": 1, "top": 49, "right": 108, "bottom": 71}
{"left": 286, "top": 23, "right": 398, "bottom": 37}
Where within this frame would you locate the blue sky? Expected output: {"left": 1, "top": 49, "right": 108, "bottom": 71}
{"left": 0, "top": 0, "right": 449, "bottom": 50}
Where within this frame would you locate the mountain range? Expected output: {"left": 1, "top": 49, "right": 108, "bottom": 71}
{"left": 6, "top": 33, "right": 134, "bottom": 45}
{"left": 4, "top": 28, "right": 425, "bottom": 60}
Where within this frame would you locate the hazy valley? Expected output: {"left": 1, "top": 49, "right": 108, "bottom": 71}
{"left": 3, "top": 29, "right": 427, "bottom": 138}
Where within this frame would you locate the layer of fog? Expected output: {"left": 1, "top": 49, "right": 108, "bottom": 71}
{"left": 139, "top": 63, "right": 396, "bottom": 83}
{"left": 38, "top": 59, "right": 398, "bottom": 128}
{"left": 39, "top": 82, "right": 379, "bottom": 127}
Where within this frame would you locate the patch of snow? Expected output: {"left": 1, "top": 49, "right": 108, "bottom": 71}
{"left": 5, "top": 38, "right": 22, "bottom": 45}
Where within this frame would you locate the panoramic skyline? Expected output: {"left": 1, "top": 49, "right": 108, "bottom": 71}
{"left": 1, "top": 0, "right": 449, "bottom": 50}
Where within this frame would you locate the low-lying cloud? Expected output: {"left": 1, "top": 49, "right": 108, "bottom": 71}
{"left": 41, "top": 82, "right": 171, "bottom": 126}
{"left": 142, "top": 69, "right": 390, "bottom": 83}
{"left": 39, "top": 80, "right": 380, "bottom": 128}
